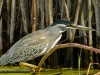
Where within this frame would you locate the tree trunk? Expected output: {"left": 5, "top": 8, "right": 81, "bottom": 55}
{"left": 20, "top": 0, "right": 28, "bottom": 34}
{"left": 94, "top": 0, "right": 100, "bottom": 64}
{"left": 10, "top": 0, "right": 16, "bottom": 45}
{"left": 32, "top": 0, "right": 36, "bottom": 32}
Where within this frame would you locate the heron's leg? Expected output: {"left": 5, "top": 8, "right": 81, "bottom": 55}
{"left": 19, "top": 62, "right": 41, "bottom": 72}
{"left": 19, "top": 62, "right": 38, "bottom": 68}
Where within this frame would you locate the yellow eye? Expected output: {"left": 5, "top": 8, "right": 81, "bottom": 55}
{"left": 67, "top": 24, "right": 75, "bottom": 26}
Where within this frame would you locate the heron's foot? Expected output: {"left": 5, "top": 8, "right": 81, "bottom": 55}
{"left": 32, "top": 67, "right": 41, "bottom": 73}
{"left": 19, "top": 62, "right": 41, "bottom": 73}
{"left": 31, "top": 68, "right": 41, "bottom": 75}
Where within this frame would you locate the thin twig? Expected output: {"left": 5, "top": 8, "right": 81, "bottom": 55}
{"left": 86, "top": 63, "right": 99, "bottom": 75}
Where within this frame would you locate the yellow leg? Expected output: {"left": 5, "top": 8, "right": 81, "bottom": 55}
{"left": 19, "top": 62, "right": 41, "bottom": 73}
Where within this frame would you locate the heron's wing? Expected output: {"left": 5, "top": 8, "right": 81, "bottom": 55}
{"left": 0, "top": 30, "right": 49, "bottom": 65}
{"left": 9, "top": 38, "right": 49, "bottom": 63}
{"left": 8, "top": 30, "right": 45, "bottom": 53}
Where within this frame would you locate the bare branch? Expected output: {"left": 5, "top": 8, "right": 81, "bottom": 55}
{"left": 37, "top": 43, "right": 100, "bottom": 71}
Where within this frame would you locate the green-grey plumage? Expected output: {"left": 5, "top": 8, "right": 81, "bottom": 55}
{"left": 0, "top": 20, "right": 96, "bottom": 66}
{"left": 8, "top": 38, "right": 48, "bottom": 62}
{"left": 0, "top": 30, "right": 49, "bottom": 65}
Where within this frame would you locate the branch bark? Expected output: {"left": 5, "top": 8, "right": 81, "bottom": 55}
{"left": 36, "top": 43, "right": 100, "bottom": 71}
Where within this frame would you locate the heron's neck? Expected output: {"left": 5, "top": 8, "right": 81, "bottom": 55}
{"left": 46, "top": 33, "right": 62, "bottom": 53}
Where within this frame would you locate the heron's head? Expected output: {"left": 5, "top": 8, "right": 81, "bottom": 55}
{"left": 45, "top": 20, "right": 96, "bottom": 33}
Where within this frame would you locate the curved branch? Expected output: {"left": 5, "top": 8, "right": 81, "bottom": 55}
{"left": 37, "top": 43, "right": 100, "bottom": 69}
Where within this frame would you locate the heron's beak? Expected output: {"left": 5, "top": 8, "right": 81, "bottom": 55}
{"left": 66, "top": 24, "right": 97, "bottom": 31}
{"left": 67, "top": 24, "right": 97, "bottom": 31}
{"left": 74, "top": 25, "right": 96, "bottom": 31}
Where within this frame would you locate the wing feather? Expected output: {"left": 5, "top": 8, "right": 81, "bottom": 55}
{"left": 0, "top": 30, "right": 49, "bottom": 65}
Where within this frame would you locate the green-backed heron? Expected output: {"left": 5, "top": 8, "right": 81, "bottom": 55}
{"left": 0, "top": 20, "right": 96, "bottom": 66}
